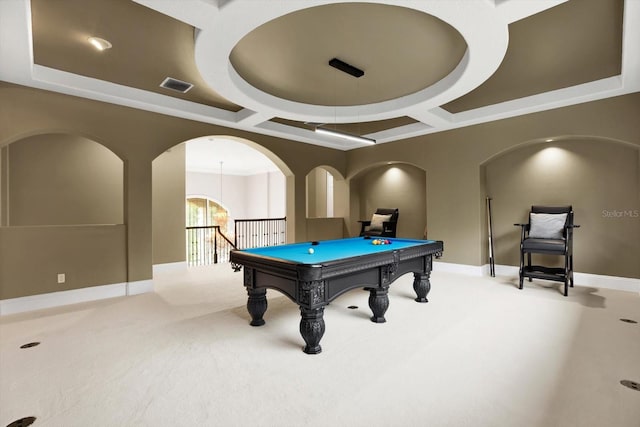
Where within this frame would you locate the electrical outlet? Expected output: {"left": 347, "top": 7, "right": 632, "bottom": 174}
{"left": 57, "top": 273, "right": 65, "bottom": 284}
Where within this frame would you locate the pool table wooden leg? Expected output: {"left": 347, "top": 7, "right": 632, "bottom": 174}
{"left": 246, "top": 287, "right": 267, "bottom": 326}
{"left": 300, "top": 307, "right": 325, "bottom": 354}
{"left": 368, "top": 287, "right": 389, "bottom": 323}
{"left": 413, "top": 272, "right": 431, "bottom": 303}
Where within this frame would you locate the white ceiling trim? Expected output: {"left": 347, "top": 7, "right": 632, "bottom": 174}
{"left": 194, "top": 0, "right": 512, "bottom": 124}
{"left": 1, "top": 0, "right": 638, "bottom": 152}
{"left": 133, "top": 0, "right": 221, "bottom": 30}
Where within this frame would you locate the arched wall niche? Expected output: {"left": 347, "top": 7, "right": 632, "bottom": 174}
{"left": 349, "top": 161, "right": 427, "bottom": 239}
{"left": 305, "top": 164, "right": 346, "bottom": 218}
{"left": 481, "top": 136, "right": 640, "bottom": 278}
{"left": 0, "top": 131, "right": 127, "bottom": 300}
{"left": 3, "top": 132, "right": 124, "bottom": 226}
{"left": 304, "top": 164, "right": 348, "bottom": 241}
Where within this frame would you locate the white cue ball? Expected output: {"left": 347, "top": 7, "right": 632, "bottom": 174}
{"left": 308, "top": 248, "right": 315, "bottom": 254}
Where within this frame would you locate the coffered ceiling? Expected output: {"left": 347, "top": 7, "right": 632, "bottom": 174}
{"left": 1, "top": 0, "right": 638, "bottom": 150}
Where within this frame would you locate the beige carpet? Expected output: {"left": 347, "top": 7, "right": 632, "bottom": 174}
{"left": 1, "top": 265, "right": 639, "bottom": 427}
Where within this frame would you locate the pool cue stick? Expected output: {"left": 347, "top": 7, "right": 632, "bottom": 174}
{"left": 486, "top": 196, "right": 496, "bottom": 277}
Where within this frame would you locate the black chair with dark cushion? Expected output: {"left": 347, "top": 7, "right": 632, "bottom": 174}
{"left": 359, "top": 208, "right": 399, "bottom": 238}
{"left": 515, "top": 206, "right": 579, "bottom": 296}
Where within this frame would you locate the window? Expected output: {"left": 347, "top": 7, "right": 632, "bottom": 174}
{"left": 186, "top": 197, "right": 229, "bottom": 235}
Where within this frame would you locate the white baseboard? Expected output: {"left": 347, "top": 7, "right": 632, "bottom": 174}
{"left": 433, "top": 262, "right": 485, "bottom": 276}
{"left": 0, "top": 282, "right": 127, "bottom": 316}
{"left": 127, "top": 279, "right": 154, "bottom": 296}
{"left": 434, "top": 262, "right": 639, "bottom": 293}
{"left": 3, "top": 262, "right": 638, "bottom": 316}
{"left": 0, "top": 263, "right": 179, "bottom": 316}
{"left": 152, "top": 261, "right": 187, "bottom": 274}
{"left": 0, "top": 280, "right": 155, "bottom": 316}
{"left": 572, "top": 272, "right": 639, "bottom": 293}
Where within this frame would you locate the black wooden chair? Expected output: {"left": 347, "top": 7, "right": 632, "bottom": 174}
{"left": 515, "top": 206, "right": 579, "bottom": 296}
{"left": 359, "top": 208, "right": 399, "bottom": 238}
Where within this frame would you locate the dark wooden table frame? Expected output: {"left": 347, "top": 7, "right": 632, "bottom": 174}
{"left": 230, "top": 240, "right": 443, "bottom": 354}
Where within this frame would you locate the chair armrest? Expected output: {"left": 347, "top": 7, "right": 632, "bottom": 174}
{"left": 382, "top": 221, "right": 397, "bottom": 232}
{"left": 359, "top": 220, "right": 372, "bottom": 236}
{"left": 514, "top": 223, "right": 528, "bottom": 242}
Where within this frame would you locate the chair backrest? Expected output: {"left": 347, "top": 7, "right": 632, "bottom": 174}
{"left": 531, "top": 205, "right": 573, "bottom": 225}
{"left": 374, "top": 208, "right": 399, "bottom": 223}
{"left": 531, "top": 205, "right": 572, "bottom": 215}
{"left": 529, "top": 205, "right": 573, "bottom": 239}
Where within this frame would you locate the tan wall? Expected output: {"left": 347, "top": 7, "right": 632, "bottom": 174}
{"left": 0, "top": 225, "right": 126, "bottom": 299}
{"left": 315, "top": 168, "right": 328, "bottom": 217}
{"left": 485, "top": 138, "right": 640, "bottom": 278}
{"left": 350, "top": 163, "right": 426, "bottom": 239}
{"left": 0, "top": 134, "right": 128, "bottom": 299}
{"left": 0, "top": 82, "right": 346, "bottom": 299}
{"left": 1, "top": 83, "right": 639, "bottom": 301}
{"left": 305, "top": 217, "right": 344, "bottom": 241}
{"left": 152, "top": 145, "right": 186, "bottom": 265}
{"left": 8, "top": 134, "right": 123, "bottom": 225}
{"left": 347, "top": 94, "right": 640, "bottom": 276}
{"left": 306, "top": 167, "right": 329, "bottom": 218}
{"left": 1, "top": 146, "right": 7, "bottom": 226}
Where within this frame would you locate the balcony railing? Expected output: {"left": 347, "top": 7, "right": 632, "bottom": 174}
{"left": 186, "top": 225, "right": 236, "bottom": 266}
{"left": 186, "top": 218, "right": 286, "bottom": 266}
{"left": 234, "top": 217, "right": 286, "bottom": 249}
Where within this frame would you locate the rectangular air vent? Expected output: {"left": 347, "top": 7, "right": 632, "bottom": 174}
{"left": 160, "top": 77, "right": 194, "bottom": 93}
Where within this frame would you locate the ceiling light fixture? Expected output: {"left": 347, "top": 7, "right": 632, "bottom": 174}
{"left": 315, "top": 127, "right": 376, "bottom": 144}
{"left": 329, "top": 58, "right": 364, "bottom": 78}
{"left": 315, "top": 57, "right": 373, "bottom": 145}
{"left": 88, "top": 36, "right": 112, "bottom": 51}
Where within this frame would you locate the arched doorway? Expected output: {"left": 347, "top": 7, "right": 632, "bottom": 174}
{"left": 152, "top": 135, "right": 294, "bottom": 266}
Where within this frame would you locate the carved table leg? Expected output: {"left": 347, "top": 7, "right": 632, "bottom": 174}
{"left": 299, "top": 307, "right": 325, "bottom": 354}
{"left": 246, "top": 288, "right": 267, "bottom": 326}
{"left": 368, "top": 287, "right": 389, "bottom": 323}
{"left": 413, "top": 272, "right": 431, "bottom": 303}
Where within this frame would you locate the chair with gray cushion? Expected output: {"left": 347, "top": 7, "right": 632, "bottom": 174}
{"left": 359, "top": 208, "right": 399, "bottom": 238}
{"left": 514, "top": 206, "right": 579, "bottom": 296}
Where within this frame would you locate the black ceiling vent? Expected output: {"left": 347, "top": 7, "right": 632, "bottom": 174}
{"left": 160, "top": 77, "right": 194, "bottom": 93}
{"left": 329, "top": 58, "right": 364, "bottom": 78}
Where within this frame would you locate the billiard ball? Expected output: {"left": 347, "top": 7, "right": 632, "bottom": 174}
{"left": 308, "top": 248, "right": 315, "bottom": 254}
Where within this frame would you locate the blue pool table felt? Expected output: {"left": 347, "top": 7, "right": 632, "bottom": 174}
{"left": 241, "top": 237, "right": 436, "bottom": 264}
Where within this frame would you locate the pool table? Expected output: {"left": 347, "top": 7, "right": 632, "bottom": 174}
{"left": 230, "top": 237, "right": 444, "bottom": 354}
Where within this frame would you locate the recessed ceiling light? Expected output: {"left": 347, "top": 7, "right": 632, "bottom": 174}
{"left": 545, "top": 138, "right": 554, "bottom": 142}
{"left": 88, "top": 37, "right": 112, "bottom": 51}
